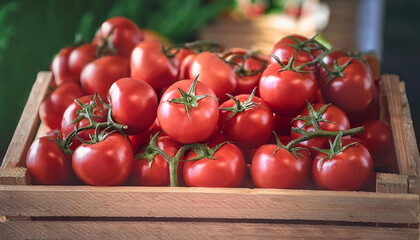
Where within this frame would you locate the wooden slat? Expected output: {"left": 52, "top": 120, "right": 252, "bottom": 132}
{"left": 0, "top": 167, "right": 30, "bottom": 185}
{"left": 382, "top": 75, "right": 417, "bottom": 176}
{"left": 0, "top": 185, "right": 417, "bottom": 224}
{"left": 376, "top": 173, "right": 408, "bottom": 194}
{"left": 1, "top": 72, "right": 52, "bottom": 169}
{"left": 0, "top": 221, "right": 417, "bottom": 240}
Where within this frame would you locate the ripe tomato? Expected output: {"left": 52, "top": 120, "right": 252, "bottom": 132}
{"left": 251, "top": 145, "right": 311, "bottom": 189}
{"left": 128, "top": 118, "right": 161, "bottom": 152}
{"left": 184, "top": 143, "right": 246, "bottom": 187}
{"left": 51, "top": 46, "right": 78, "bottom": 86}
{"left": 312, "top": 138, "right": 373, "bottom": 191}
{"left": 176, "top": 49, "right": 196, "bottom": 80}
{"left": 219, "top": 92, "right": 273, "bottom": 148}
{"left": 322, "top": 50, "right": 347, "bottom": 65}
{"left": 68, "top": 43, "right": 97, "bottom": 79}
{"left": 319, "top": 57, "right": 374, "bottom": 113}
{"left": 109, "top": 77, "right": 158, "bottom": 135}
{"left": 61, "top": 95, "right": 107, "bottom": 151}
{"left": 354, "top": 120, "right": 396, "bottom": 168}
{"left": 130, "top": 40, "right": 179, "bottom": 91}
{"left": 157, "top": 79, "right": 219, "bottom": 144}
{"left": 259, "top": 59, "right": 317, "bottom": 117}
{"left": 39, "top": 81, "right": 85, "bottom": 129}
{"left": 130, "top": 135, "right": 184, "bottom": 186}
{"left": 72, "top": 133, "right": 133, "bottom": 186}
{"left": 80, "top": 55, "right": 130, "bottom": 99}
{"left": 291, "top": 103, "right": 350, "bottom": 156}
{"left": 93, "top": 16, "right": 143, "bottom": 59}
{"left": 26, "top": 136, "right": 75, "bottom": 185}
{"left": 189, "top": 51, "right": 237, "bottom": 100}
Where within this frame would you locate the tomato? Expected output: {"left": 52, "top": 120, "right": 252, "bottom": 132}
{"left": 346, "top": 84, "right": 379, "bottom": 126}
{"left": 68, "top": 43, "right": 97, "bottom": 79}
{"left": 80, "top": 55, "right": 130, "bottom": 99}
{"left": 312, "top": 138, "right": 373, "bottom": 191}
{"left": 184, "top": 143, "right": 246, "bottom": 187}
{"left": 26, "top": 136, "right": 75, "bottom": 185}
{"left": 72, "top": 133, "right": 133, "bottom": 186}
{"left": 251, "top": 145, "right": 311, "bottom": 189}
{"left": 354, "top": 120, "right": 397, "bottom": 169}
{"left": 128, "top": 118, "right": 161, "bottom": 153}
{"left": 322, "top": 50, "right": 347, "bottom": 65}
{"left": 259, "top": 59, "right": 317, "bottom": 117}
{"left": 362, "top": 52, "right": 381, "bottom": 81}
{"left": 319, "top": 57, "right": 374, "bottom": 113}
{"left": 177, "top": 49, "right": 196, "bottom": 80}
{"left": 291, "top": 103, "right": 350, "bottom": 156}
{"left": 157, "top": 79, "right": 219, "bottom": 144}
{"left": 61, "top": 95, "right": 107, "bottom": 151}
{"left": 93, "top": 16, "right": 143, "bottom": 59}
{"left": 218, "top": 92, "right": 273, "bottom": 148}
{"left": 130, "top": 135, "right": 184, "bottom": 186}
{"left": 51, "top": 46, "right": 78, "bottom": 86}
{"left": 190, "top": 51, "right": 237, "bottom": 100}
{"left": 109, "top": 77, "right": 158, "bottom": 135}
{"left": 39, "top": 81, "right": 85, "bottom": 129}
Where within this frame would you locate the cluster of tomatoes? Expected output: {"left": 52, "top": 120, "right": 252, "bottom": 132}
{"left": 26, "top": 16, "right": 397, "bottom": 191}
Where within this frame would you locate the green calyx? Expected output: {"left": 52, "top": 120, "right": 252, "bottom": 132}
{"left": 96, "top": 26, "right": 118, "bottom": 58}
{"left": 313, "top": 132, "right": 357, "bottom": 167}
{"left": 167, "top": 75, "right": 218, "bottom": 121}
{"left": 185, "top": 142, "right": 230, "bottom": 162}
{"left": 292, "top": 101, "right": 334, "bottom": 130}
{"left": 161, "top": 40, "right": 224, "bottom": 59}
{"left": 319, "top": 57, "right": 353, "bottom": 84}
{"left": 224, "top": 51, "right": 267, "bottom": 77}
{"left": 48, "top": 129, "right": 73, "bottom": 156}
{"left": 220, "top": 87, "right": 261, "bottom": 127}
{"left": 134, "top": 131, "right": 164, "bottom": 169}
{"left": 271, "top": 131, "right": 309, "bottom": 160}
{"left": 285, "top": 34, "right": 329, "bottom": 54}
{"left": 272, "top": 51, "right": 312, "bottom": 75}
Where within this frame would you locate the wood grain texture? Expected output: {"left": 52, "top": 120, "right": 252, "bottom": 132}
{"left": 1, "top": 72, "right": 52, "bottom": 169}
{"left": 376, "top": 173, "right": 408, "bottom": 194}
{"left": 382, "top": 74, "right": 417, "bottom": 176}
{"left": 0, "top": 185, "right": 417, "bottom": 224}
{"left": 0, "top": 220, "right": 418, "bottom": 240}
{"left": 0, "top": 167, "right": 30, "bottom": 185}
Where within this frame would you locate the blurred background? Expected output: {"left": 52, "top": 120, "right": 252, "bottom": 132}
{"left": 0, "top": 0, "right": 419, "bottom": 160}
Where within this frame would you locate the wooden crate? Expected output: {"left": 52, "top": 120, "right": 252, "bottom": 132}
{"left": 0, "top": 72, "right": 419, "bottom": 239}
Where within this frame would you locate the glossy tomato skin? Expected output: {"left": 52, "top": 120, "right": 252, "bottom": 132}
{"left": 319, "top": 57, "right": 374, "bottom": 113}
{"left": 190, "top": 51, "right": 237, "bottom": 101}
{"left": 72, "top": 133, "right": 133, "bottom": 186}
{"left": 322, "top": 50, "right": 347, "bottom": 65}
{"left": 68, "top": 43, "right": 97, "bottom": 79}
{"left": 51, "top": 46, "right": 78, "bottom": 86}
{"left": 157, "top": 79, "right": 219, "bottom": 144}
{"left": 109, "top": 78, "right": 158, "bottom": 135}
{"left": 94, "top": 16, "right": 143, "bottom": 59}
{"left": 291, "top": 104, "right": 350, "bottom": 156}
{"left": 232, "top": 57, "right": 265, "bottom": 95}
{"left": 219, "top": 94, "right": 273, "bottom": 148}
{"left": 128, "top": 118, "right": 161, "bottom": 153}
{"left": 178, "top": 51, "right": 196, "bottom": 80}
{"left": 251, "top": 145, "right": 311, "bottom": 189}
{"left": 130, "top": 40, "right": 179, "bottom": 91}
{"left": 131, "top": 135, "right": 184, "bottom": 186}
{"left": 184, "top": 143, "right": 246, "bottom": 187}
{"left": 26, "top": 137, "right": 75, "bottom": 185}
{"left": 354, "top": 120, "right": 396, "bottom": 168}
{"left": 39, "top": 81, "right": 85, "bottom": 129}
{"left": 312, "top": 139, "right": 373, "bottom": 191}
{"left": 259, "top": 61, "right": 317, "bottom": 117}
{"left": 61, "top": 95, "right": 107, "bottom": 151}
{"left": 80, "top": 55, "right": 130, "bottom": 99}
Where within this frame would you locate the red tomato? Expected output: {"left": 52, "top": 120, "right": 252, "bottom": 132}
{"left": 312, "top": 139, "right": 373, "bottom": 191}
{"left": 80, "top": 55, "right": 130, "bottom": 99}
{"left": 291, "top": 104, "right": 350, "bottom": 156}
{"left": 130, "top": 135, "right": 184, "bottom": 186}
{"left": 259, "top": 60, "right": 317, "bottom": 117}
{"left": 251, "top": 145, "right": 311, "bottom": 189}
{"left": 61, "top": 95, "right": 107, "bottom": 151}
{"left": 26, "top": 137, "right": 75, "bottom": 185}
{"left": 184, "top": 143, "right": 246, "bottom": 187}
{"left": 319, "top": 57, "right": 374, "bottom": 113}
{"left": 178, "top": 51, "right": 196, "bottom": 80}
{"left": 93, "top": 16, "right": 143, "bottom": 59}
{"left": 72, "top": 133, "right": 133, "bottom": 186}
{"left": 157, "top": 79, "right": 219, "bottom": 144}
{"left": 39, "top": 82, "right": 85, "bottom": 129}
{"left": 128, "top": 118, "right": 161, "bottom": 153}
{"left": 109, "top": 78, "right": 158, "bottom": 135}
{"left": 130, "top": 40, "right": 179, "bottom": 91}
{"left": 354, "top": 120, "right": 397, "bottom": 168}
{"left": 219, "top": 93, "right": 273, "bottom": 148}
{"left": 322, "top": 50, "right": 347, "bottom": 65}
{"left": 51, "top": 46, "right": 78, "bottom": 86}
{"left": 190, "top": 51, "right": 237, "bottom": 100}
{"left": 346, "top": 83, "right": 380, "bottom": 126}
{"left": 68, "top": 43, "right": 97, "bottom": 79}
